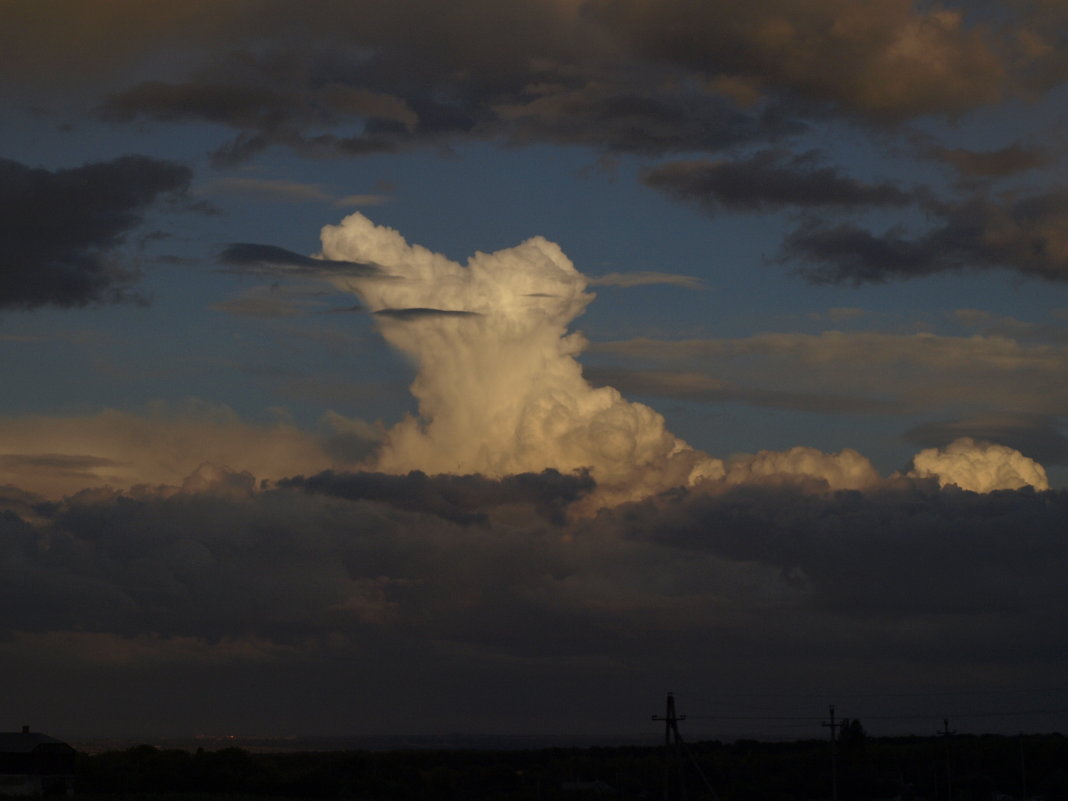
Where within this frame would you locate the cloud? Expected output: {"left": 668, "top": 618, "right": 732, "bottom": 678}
{"left": 0, "top": 453, "right": 124, "bottom": 472}
{"left": 334, "top": 194, "right": 392, "bottom": 208}
{"left": 101, "top": 79, "right": 417, "bottom": 145}
{"left": 586, "top": 0, "right": 1008, "bottom": 120}
{"left": 316, "top": 212, "right": 723, "bottom": 506}
{"left": 589, "top": 330, "right": 1068, "bottom": 420}
{"left": 210, "top": 284, "right": 338, "bottom": 318}
{"left": 82, "top": 7, "right": 531, "bottom": 162}
{"left": 951, "top": 308, "right": 1068, "bottom": 345}
{"left": 218, "top": 243, "right": 384, "bottom": 278}
{"left": 784, "top": 190, "right": 1068, "bottom": 284}
{"left": 99, "top": 81, "right": 293, "bottom": 128}
{"left": 641, "top": 150, "right": 912, "bottom": 214}
{"left": 585, "top": 366, "right": 897, "bottom": 415}
{"left": 904, "top": 413, "right": 1068, "bottom": 467}
{"left": 0, "top": 155, "right": 191, "bottom": 309}
{"left": 907, "top": 437, "right": 1049, "bottom": 492}
{"left": 372, "top": 308, "right": 482, "bottom": 321}
{"left": 494, "top": 81, "right": 804, "bottom": 155}
{"left": 101, "top": 70, "right": 802, "bottom": 165}
{"left": 593, "top": 331, "right": 1068, "bottom": 373}
{"left": 0, "top": 0, "right": 1020, "bottom": 125}
{"left": 921, "top": 143, "right": 1052, "bottom": 179}
{"left": 722, "top": 446, "right": 880, "bottom": 490}
{"left": 0, "top": 402, "right": 380, "bottom": 499}
{"left": 279, "top": 468, "right": 595, "bottom": 525}
{"left": 809, "top": 306, "right": 865, "bottom": 322}
{"left": 617, "top": 479, "right": 1068, "bottom": 624}
{"left": 307, "top": 214, "right": 1059, "bottom": 506}
{"left": 2, "top": 463, "right": 1066, "bottom": 736}
{"left": 588, "top": 271, "right": 705, "bottom": 290}
{"left": 99, "top": 77, "right": 423, "bottom": 166}
{"left": 211, "top": 177, "right": 390, "bottom": 206}
{"left": 5, "top": 0, "right": 1058, "bottom": 180}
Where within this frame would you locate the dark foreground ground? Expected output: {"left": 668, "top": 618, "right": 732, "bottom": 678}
{"left": 70, "top": 732, "right": 1068, "bottom": 801}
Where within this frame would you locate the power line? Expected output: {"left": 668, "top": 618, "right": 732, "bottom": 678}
{"left": 684, "top": 686, "right": 1068, "bottom": 701}
{"left": 683, "top": 708, "right": 1068, "bottom": 723}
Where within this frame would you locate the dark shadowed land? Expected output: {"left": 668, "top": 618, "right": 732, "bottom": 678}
{"left": 69, "top": 731, "right": 1068, "bottom": 801}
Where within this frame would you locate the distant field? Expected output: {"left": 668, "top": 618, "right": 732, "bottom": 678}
{"left": 72, "top": 732, "right": 1068, "bottom": 801}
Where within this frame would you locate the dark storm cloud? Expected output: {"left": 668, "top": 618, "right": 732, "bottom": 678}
{"left": 905, "top": 414, "right": 1068, "bottom": 467}
{"left": 641, "top": 150, "right": 912, "bottom": 213}
{"left": 2, "top": 468, "right": 1068, "bottom": 735}
{"left": 279, "top": 468, "right": 594, "bottom": 525}
{"left": 0, "top": 155, "right": 191, "bottom": 309}
{"left": 84, "top": 5, "right": 536, "bottom": 165}
{"left": 1, "top": 475, "right": 1065, "bottom": 678}
{"left": 784, "top": 191, "right": 1068, "bottom": 284}
{"left": 218, "top": 243, "right": 383, "bottom": 277}
{"left": 0, "top": 479, "right": 592, "bottom": 643}
{"left": 6, "top": 0, "right": 1061, "bottom": 162}
{"left": 0, "top": 0, "right": 1024, "bottom": 125}
{"left": 67, "top": 0, "right": 1020, "bottom": 142}
{"left": 584, "top": 0, "right": 1008, "bottom": 121}
{"left": 616, "top": 480, "right": 1068, "bottom": 621}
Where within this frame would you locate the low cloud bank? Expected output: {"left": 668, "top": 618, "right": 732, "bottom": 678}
{"left": 1, "top": 459, "right": 1065, "bottom": 736}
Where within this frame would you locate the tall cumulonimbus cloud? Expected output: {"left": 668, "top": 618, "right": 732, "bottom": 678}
{"left": 317, "top": 213, "right": 1049, "bottom": 504}
{"left": 319, "top": 213, "right": 722, "bottom": 505}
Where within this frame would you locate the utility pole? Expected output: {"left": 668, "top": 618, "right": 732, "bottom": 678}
{"left": 822, "top": 705, "right": 842, "bottom": 801}
{"left": 652, "top": 693, "right": 720, "bottom": 801}
{"left": 940, "top": 718, "right": 955, "bottom": 801}
{"left": 653, "top": 692, "right": 688, "bottom": 801}
{"left": 1019, "top": 732, "right": 1028, "bottom": 801}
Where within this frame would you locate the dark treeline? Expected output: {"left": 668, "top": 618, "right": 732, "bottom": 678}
{"left": 72, "top": 731, "right": 1068, "bottom": 801}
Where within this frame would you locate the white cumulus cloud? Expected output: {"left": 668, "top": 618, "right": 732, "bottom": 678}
{"left": 725, "top": 446, "right": 880, "bottom": 490}
{"left": 907, "top": 437, "right": 1049, "bottom": 492}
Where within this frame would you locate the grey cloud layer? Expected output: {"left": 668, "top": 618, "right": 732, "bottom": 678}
{"left": 586, "top": 365, "right": 900, "bottom": 415}
{"left": 587, "top": 329, "right": 1068, "bottom": 454}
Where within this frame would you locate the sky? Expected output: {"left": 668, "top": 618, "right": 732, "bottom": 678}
{"left": 2, "top": 0, "right": 1068, "bottom": 742}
